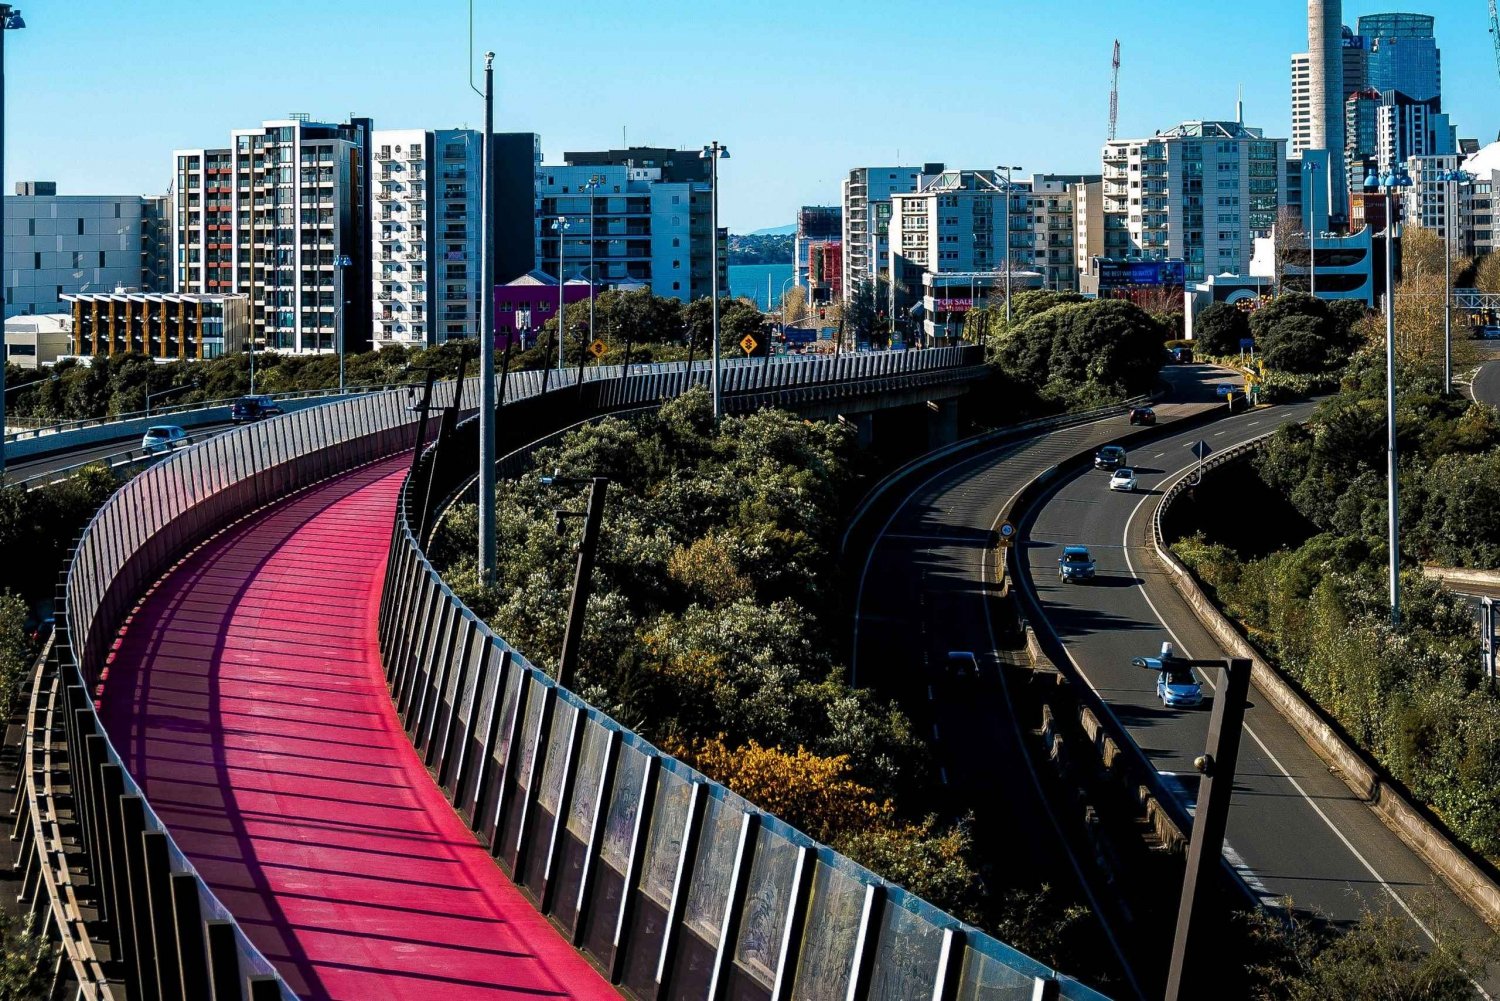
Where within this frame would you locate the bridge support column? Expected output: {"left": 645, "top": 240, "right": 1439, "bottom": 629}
{"left": 926, "top": 399, "right": 957, "bottom": 450}
{"left": 844, "top": 412, "right": 874, "bottom": 449}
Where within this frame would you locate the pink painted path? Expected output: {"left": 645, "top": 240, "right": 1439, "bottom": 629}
{"left": 98, "top": 456, "right": 617, "bottom": 1001}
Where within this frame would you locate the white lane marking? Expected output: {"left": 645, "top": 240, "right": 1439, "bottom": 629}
{"left": 927, "top": 685, "right": 936, "bottom": 701}
{"left": 1212, "top": 430, "right": 1227, "bottom": 436}
{"left": 1153, "top": 452, "right": 1165, "bottom": 458}
{"left": 939, "top": 767, "right": 949, "bottom": 785}
{"left": 1161, "top": 772, "right": 1274, "bottom": 901}
{"left": 931, "top": 724, "right": 940, "bottom": 740}
{"left": 1247, "top": 421, "right": 1261, "bottom": 427}
{"left": 1122, "top": 448, "right": 1445, "bottom": 950}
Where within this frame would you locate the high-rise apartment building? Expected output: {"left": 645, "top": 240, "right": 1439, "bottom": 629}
{"left": 1359, "top": 13, "right": 1440, "bottom": 104}
{"left": 887, "top": 170, "right": 1030, "bottom": 314}
{"left": 4, "top": 185, "right": 170, "bottom": 318}
{"left": 535, "top": 147, "right": 723, "bottom": 303}
{"left": 794, "top": 206, "right": 841, "bottom": 288}
{"left": 173, "top": 115, "right": 373, "bottom": 354}
{"left": 841, "top": 165, "right": 942, "bottom": 300}
{"left": 1403, "top": 153, "right": 1468, "bottom": 252}
{"left": 1376, "top": 92, "right": 1454, "bottom": 175}
{"left": 1072, "top": 179, "right": 1105, "bottom": 281}
{"left": 1101, "top": 121, "right": 1286, "bottom": 283}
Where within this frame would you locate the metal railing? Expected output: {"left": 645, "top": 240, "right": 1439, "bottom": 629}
{"left": 24, "top": 347, "right": 994, "bottom": 999}
{"left": 376, "top": 350, "right": 1107, "bottom": 1000}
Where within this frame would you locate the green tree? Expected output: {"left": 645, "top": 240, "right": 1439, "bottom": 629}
{"left": 1194, "top": 302, "right": 1252, "bottom": 356}
{"left": 1250, "top": 293, "right": 1354, "bottom": 374}
{"left": 996, "top": 298, "right": 1165, "bottom": 405}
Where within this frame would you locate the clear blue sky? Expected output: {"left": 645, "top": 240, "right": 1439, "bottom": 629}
{"left": 7, "top": 1, "right": 1500, "bottom": 232}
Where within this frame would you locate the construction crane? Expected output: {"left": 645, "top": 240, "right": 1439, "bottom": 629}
{"left": 1490, "top": 2, "right": 1500, "bottom": 92}
{"left": 1108, "top": 40, "right": 1121, "bottom": 141}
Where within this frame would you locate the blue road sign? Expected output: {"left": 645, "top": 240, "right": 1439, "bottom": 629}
{"left": 1239, "top": 338, "right": 1255, "bottom": 351}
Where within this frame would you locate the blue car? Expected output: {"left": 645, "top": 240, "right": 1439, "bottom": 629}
{"left": 1058, "top": 545, "right": 1096, "bottom": 583}
{"left": 1133, "top": 642, "right": 1204, "bottom": 707}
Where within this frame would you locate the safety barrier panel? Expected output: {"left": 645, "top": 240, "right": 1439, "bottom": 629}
{"left": 377, "top": 354, "right": 1108, "bottom": 1000}
{"left": 21, "top": 346, "right": 988, "bottom": 1000}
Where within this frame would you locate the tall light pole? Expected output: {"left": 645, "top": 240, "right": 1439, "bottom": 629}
{"left": 477, "top": 51, "right": 497, "bottom": 585}
{"left": 334, "top": 254, "right": 352, "bottom": 393}
{"left": 701, "top": 141, "right": 730, "bottom": 420}
{"left": 1302, "top": 159, "right": 1318, "bottom": 298}
{"left": 583, "top": 174, "right": 602, "bottom": 348}
{"left": 1366, "top": 168, "right": 1412, "bottom": 628}
{"left": 997, "top": 164, "right": 1023, "bottom": 326}
{"left": 0, "top": 4, "right": 24, "bottom": 481}
{"left": 1437, "top": 168, "right": 1471, "bottom": 397}
{"left": 552, "top": 215, "right": 571, "bottom": 375}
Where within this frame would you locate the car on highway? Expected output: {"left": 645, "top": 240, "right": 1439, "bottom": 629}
{"left": 1108, "top": 468, "right": 1137, "bottom": 492}
{"left": 1094, "top": 445, "right": 1127, "bottom": 470}
{"left": 1058, "top": 545, "right": 1096, "bottom": 583}
{"left": 232, "top": 394, "right": 284, "bottom": 423}
{"left": 141, "top": 425, "right": 189, "bottom": 454}
{"left": 1128, "top": 406, "right": 1156, "bottom": 425}
{"left": 1157, "top": 661, "right": 1204, "bottom": 708}
{"left": 945, "top": 651, "right": 980, "bottom": 681}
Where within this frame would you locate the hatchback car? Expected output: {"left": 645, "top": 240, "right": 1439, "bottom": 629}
{"left": 1109, "top": 468, "right": 1138, "bottom": 492}
{"left": 1058, "top": 545, "right": 1096, "bottom": 583}
{"left": 1157, "top": 663, "right": 1204, "bottom": 708}
{"left": 1128, "top": 406, "right": 1156, "bottom": 425}
{"left": 141, "top": 425, "right": 189, "bottom": 453}
{"left": 1094, "top": 445, "right": 1127, "bottom": 470}
{"left": 231, "top": 395, "right": 284, "bottom": 423}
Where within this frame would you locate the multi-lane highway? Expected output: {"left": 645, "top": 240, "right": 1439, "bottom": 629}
{"left": 852, "top": 365, "right": 1237, "bottom": 995}
{"left": 854, "top": 363, "right": 1498, "bottom": 995}
{"left": 1018, "top": 392, "right": 1499, "bottom": 991}
{"left": 1473, "top": 357, "right": 1500, "bottom": 409}
{"left": 4, "top": 421, "right": 237, "bottom": 486}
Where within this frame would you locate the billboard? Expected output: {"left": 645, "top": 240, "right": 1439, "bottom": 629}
{"left": 1096, "top": 259, "right": 1186, "bottom": 288}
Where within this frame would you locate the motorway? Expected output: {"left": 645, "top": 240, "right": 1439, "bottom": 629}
{"left": 4, "top": 421, "right": 239, "bottom": 485}
{"left": 852, "top": 364, "right": 1234, "bottom": 996}
{"left": 1019, "top": 393, "right": 1500, "bottom": 991}
{"left": 1473, "top": 356, "right": 1500, "bottom": 408}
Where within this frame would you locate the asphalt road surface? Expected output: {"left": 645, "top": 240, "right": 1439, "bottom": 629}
{"left": 1020, "top": 398, "right": 1500, "bottom": 993}
{"left": 1472, "top": 357, "right": 1500, "bottom": 409}
{"left": 852, "top": 364, "right": 1237, "bottom": 996}
{"left": 5, "top": 421, "right": 237, "bottom": 485}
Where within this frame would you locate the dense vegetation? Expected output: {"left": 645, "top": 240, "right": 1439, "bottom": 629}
{"left": 1173, "top": 351, "right": 1500, "bottom": 859}
{"left": 431, "top": 389, "right": 1091, "bottom": 965}
{"left": 727, "top": 232, "right": 793, "bottom": 265}
{"left": 990, "top": 295, "right": 1167, "bottom": 408}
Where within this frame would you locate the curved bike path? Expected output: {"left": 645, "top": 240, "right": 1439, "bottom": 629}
{"left": 97, "top": 456, "right": 617, "bottom": 1001}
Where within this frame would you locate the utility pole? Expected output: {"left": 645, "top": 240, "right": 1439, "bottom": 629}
{"left": 1165, "top": 657, "right": 1252, "bottom": 1001}
{"left": 478, "top": 51, "right": 497, "bottom": 585}
{"left": 546, "top": 475, "right": 609, "bottom": 691}
{"left": 0, "top": 5, "right": 22, "bottom": 479}
{"left": 701, "top": 141, "right": 730, "bottom": 419}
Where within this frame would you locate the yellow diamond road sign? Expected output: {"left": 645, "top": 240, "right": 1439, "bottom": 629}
{"left": 588, "top": 338, "right": 608, "bottom": 359}
{"left": 740, "top": 334, "right": 758, "bottom": 355}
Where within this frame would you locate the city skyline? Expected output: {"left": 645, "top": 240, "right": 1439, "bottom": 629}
{"left": 10, "top": 0, "right": 1500, "bottom": 233}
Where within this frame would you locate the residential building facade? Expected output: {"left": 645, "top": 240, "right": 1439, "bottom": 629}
{"left": 173, "top": 115, "right": 373, "bottom": 355}
{"left": 888, "top": 170, "right": 1018, "bottom": 319}
{"left": 794, "top": 206, "right": 841, "bottom": 288}
{"left": 1100, "top": 121, "right": 1286, "bottom": 284}
{"left": 1376, "top": 92, "right": 1454, "bottom": 176}
{"left": 62, "top": 291, "right": 249, "bottom": 359}
{"left": 840, "top": 164, "right": 941, "bottom": 299}
{"left": 1026, "top": 174, "right": 1099, "bottom": 290}
{"left": 4, "top": 186, "right": 170, "bottom": 318}
{"left": 536, "top": 147, "right": 723, "bottom": 303}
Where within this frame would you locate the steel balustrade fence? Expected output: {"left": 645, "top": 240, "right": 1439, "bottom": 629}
{"left": 25, "top": 347, "right": 994, "bottom": 1000}
{"left": 377, "top": 352, "right": 1110, "bottom": 1001}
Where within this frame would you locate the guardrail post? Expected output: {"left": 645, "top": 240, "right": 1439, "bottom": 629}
{"left": 609, "top": 753, "right": 660, "bottom": 983}
{"left": 570, "top": 728, "right": 620, "bottom": 944}
{"left": 169, "top": 872, "right": 208, "bottom": 997}
{"left": 418, "top": 607, "right": 462, "bottom": 758}
{"left": 119, "top": 794, "right": 161, "bottom": 1001}
{"left": 538, "top": 700, "right": 584, "bottom": 914}
{"left": 205, "top": 921, "right": 241, "bottom": 1001}
{"left": 430, "top": 618, "right": 477, "bottom": 771}
{"left": 654, "top": 781, "right": 707, "bottom": 998}
{"left": 507, "top": 685, "right": 554, "bottom": 875}
{"left": 1031, "top": 978, "right": 1060, "bottom": 1001}
{"left": 488, "top": 669, "right": 533, "bottom": 858}
{"left": 931, "top": 927, "right": 965, "bottom": 1001}
{"left": 845, "top": 882, "right": 884, "bottom": 1001}
{"left": 769, "top": 845, "right": 815, "bottom": 1001}
{"left": 447, "top": 641, "right": 496, "bottom": 798}
{"left": 96, "top": 762, "right": 140, "bottom": 1001}
{"left": 468, "top": 649, "right": 512, "bottom": 829}
{"left": 247, "top": 976, "right": 282, "bottom": 1001}
{"left": 706, "top": 811, "right": 760, "bottom": 1001}
{"left": 142, "top": 831, "right": 183, "bottom": 1001}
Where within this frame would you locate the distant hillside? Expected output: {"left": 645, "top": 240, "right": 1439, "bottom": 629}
{"left": 728, "top": 232, "right": 793, "bottom": 265}
{"left": 749, "top": 224, "right": 797, "bottom": 236}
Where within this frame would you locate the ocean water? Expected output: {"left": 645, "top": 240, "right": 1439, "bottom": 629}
{"left": 728, "top": 263, "right": 794, "bottom": 309}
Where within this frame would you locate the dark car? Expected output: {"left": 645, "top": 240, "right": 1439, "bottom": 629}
{"left": 231, "top": 395, "right": 283, "bottom": 423}
{"left": 1128, "top": 406, "right": 1156, "bottom": 426}
{"left": 1094, "top": 445, "right": 1127, "bottom": 470}
{"left": 1170, "top": 346, "right": 1194, "bottom": 364}
{"left": 1058, "top": 546, "right": 1096, "bottom": 583}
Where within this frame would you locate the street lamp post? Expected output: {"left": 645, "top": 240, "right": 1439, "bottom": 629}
{"left": 1365, "top": 168, "right": 1412, "bottom": 627}
{"left": 997, "top": 165, "right": 1023, "bottom": 326}
{"left": 1436, "top": 168, "right": 1472, "bottom": 397}
{"left": 701, "top": 141, "right": 730, "bottom": 420}
{"left": 552, "top": 216, "right": 571, "bottom": 379}
{"left": 478, "top": 50, "right": 497, "bottom": 585}
{"left": 334, "top": 254, "right": 352, "bottom": 393}
{"left": 1302, "top": 159, "right": 1319, "bottom": 298}
{"left": 540, "top": 472, "right": 609, "bottom": 691}
{"left": 0, "top": 5, "right": 26, "bottom": 480}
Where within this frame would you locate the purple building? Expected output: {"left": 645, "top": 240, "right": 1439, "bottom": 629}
{"left": 493, "top": 271, "right": 597, "bottom": 349}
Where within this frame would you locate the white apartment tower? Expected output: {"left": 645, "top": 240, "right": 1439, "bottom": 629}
{"left": 841, "top": 165, "right": 939, "bottom": 300}
{"left": 174, "top": 116, "right": 373, "bottom": 353}
{"left": 370, "top": 129, "right": 483, "bottom": 348}
{"left": 1100, "top": 121, "right": 1286, "bottom": 283}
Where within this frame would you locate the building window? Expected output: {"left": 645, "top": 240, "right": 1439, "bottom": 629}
{"left": 77, "top": 219, "right": 84, "bottom": 235}
{"left": 673, "top": 281, "right": 681, "bottom": 290}
{"left": 99, "top": 251, "right": 106, "bottom": 267}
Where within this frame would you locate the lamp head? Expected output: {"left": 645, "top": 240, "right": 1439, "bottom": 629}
{"left": 1363, "top": 171, "right": 1379, "bottom": 189}
{"left": 4, "top": 9, "right": 23, "bottom": 29}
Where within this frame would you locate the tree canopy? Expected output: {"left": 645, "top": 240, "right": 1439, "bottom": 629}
{"left": 996, "top": 298, "right": 1165, "bottom": 406}
{"left": 1193, "top": 302, "right": 1251, "bottom": 356}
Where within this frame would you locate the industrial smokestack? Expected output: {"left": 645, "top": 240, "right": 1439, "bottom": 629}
{"left": 1307, "top": 0, "right": 1343, "bottom": 153}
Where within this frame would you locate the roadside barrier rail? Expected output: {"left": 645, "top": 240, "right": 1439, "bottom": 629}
{"left": 22, "top": 346, "right": 993, "bottom": 999}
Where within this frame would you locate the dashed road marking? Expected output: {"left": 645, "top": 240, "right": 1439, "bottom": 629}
{"left": 927, "top": 685, "right": 936, "bottom": 701}
{"left": 939, "top": 767, "right": 949, "bottom": 785}
{"left": 931, "top": 724, "right": 940, "bottom": 740}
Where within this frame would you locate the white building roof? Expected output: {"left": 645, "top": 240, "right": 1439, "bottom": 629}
{"left": 4, "top": 313, "right": 71, "bottom": 334}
